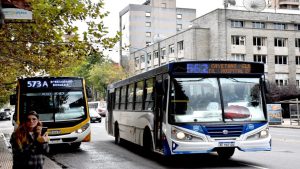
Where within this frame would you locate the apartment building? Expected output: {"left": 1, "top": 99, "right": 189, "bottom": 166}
{"left": 269, "top": 0, "right": 300, "bottom": 10}
{"left": 131, "top": 8, "right": 300, "bottom": 87}
{"left": 119, "top": 0, "right": 196, "bottom": 69}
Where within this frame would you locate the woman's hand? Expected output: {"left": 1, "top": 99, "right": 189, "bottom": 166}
{"left": 37, "top": 133, "right": 50, "bottom": 143}
{"left": 36, "top": 126, "right": 42, "bottom": 136}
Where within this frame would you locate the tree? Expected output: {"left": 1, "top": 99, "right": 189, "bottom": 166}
{"left": 88, "top": 61, "right": 128, "bottom": 100}
{"left": 0, "top": 0, "right": 120, "bottom": 106}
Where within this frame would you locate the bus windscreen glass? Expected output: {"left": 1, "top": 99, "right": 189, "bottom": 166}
{"left": 170, "top": 77, "right": 266, "bottom": 123}
{"left": 21, "top": 91, "right": 86, "bottom": 122}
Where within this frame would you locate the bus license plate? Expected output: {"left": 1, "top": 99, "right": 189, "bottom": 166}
{"left": 218, "top": 142, "right": 235, "bottom": 147}
{"left": 50, "top": 130, "right": 61, "bottom": 135}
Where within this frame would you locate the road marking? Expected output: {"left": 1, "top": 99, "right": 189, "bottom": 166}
{"left": 239, "top": 162, "right": 269, "bottom": 169}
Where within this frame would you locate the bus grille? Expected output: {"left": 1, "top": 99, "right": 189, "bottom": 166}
{"left": 203, "top": 125, "right": 243, "bottom": 138}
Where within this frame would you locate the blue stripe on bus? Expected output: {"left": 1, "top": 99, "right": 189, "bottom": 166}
{"left": 177, "top": 122, "right": 267, "bottom": 137}
{"left": 163, "top": 139, "right": 171, "bottom": 156}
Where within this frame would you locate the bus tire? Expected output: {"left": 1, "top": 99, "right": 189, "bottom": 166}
{"left": 143, "top": 128, "right": 153, "bottom": 153}
{"left": 70, "top": 142, "right": 81, "bottom": 149}
{"left": 217, "top": 148, "right": 235, "bottom": 160}
{"left": 114, "top": 123, "right": 121, "bottom": 145}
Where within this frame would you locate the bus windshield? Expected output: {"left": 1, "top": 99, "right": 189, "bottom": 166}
{"left": 170, "top": 77, "right": 266, "bottom": 123}
{"left": 21, "top": 90, "right": 86, "bottom": 122}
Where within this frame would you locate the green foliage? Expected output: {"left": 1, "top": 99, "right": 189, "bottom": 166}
{"left": 88, "top": 61, "right": 128, "bottom": 99}
{"left": 0, "top": 0, "right": 120, "bottom": 105}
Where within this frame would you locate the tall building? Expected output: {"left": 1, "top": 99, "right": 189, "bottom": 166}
{"left": 269, "top": 0, "right": 300, "bottom": 10}
{"left": 119, "top": 0, "right": 196, "bottom": 69}
{"left": 131, "top": 8, "right": 300, "bottom": 87}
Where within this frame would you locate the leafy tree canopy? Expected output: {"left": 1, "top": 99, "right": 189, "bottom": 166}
{"left": 0, "top": 0, "right": 120, "bottom": 107}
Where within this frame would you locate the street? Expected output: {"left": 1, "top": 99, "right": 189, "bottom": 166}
{"left": 1, "top": 119, "right": 299, "bottom": 169}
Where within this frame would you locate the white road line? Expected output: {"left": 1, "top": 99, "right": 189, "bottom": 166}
{"left": 239, "top": 162, "right": 269, "bottom": 169}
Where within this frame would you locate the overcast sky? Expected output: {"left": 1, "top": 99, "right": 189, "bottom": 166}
{"left": 101, "top": 0, "right": 229, "bottom": 62}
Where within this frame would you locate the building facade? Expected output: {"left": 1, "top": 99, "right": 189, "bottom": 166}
{"left": 131, "top": 9, "right": 300, "bottom": 87}
{"left": 119, "top": 0, "right": 196, "bottom": 69}
{"left": 270, "top": 0, "right": 300, "bottom": 10}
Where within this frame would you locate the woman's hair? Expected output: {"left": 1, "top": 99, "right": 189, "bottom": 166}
{"left": 14, "top": 111, "right": 42, "bottom": 150}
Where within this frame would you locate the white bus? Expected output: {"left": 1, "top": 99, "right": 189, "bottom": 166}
{"left": 106, "top": 61, "right": 271, "bottom": 159}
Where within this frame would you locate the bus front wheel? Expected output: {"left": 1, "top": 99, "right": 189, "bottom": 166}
{"left": 217, "top": 148, "right": 235, "bottom": 160}
{"left": 143, "top": 128, "right": 153, "bottom": 153}
{"left": 114, "top": 123, "right": 121, "bottom": 145}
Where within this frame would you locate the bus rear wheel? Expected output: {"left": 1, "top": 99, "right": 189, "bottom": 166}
{"left": 217, "top": 148, "right": 235, "bottom": 160}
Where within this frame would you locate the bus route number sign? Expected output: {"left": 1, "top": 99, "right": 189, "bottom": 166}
{"left": 27, "top": 81, "right": 49, "bottom": 88}
{"left": 186, "top": 63, "right": 252, "bottom": 74}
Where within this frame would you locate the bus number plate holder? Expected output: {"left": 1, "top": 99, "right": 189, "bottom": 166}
{"left": 218, "top": 142, "right": 235, "bottom": 147}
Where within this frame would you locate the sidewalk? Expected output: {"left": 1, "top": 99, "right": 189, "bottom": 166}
{"left": 269, "top": 118, "right": 300, "bottom": 129}
{"left": 0, "top": 133, "right": 61, "bottom": 169}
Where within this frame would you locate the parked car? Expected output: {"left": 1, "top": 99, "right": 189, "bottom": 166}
{"left": 89, "top": 109, "right": 102, "bottom": 123}
{"left": 88, "top": 101, "right": 107, "bottom": 117}
{"left": 0, "top": 108, "right": 11, "bottom": 120}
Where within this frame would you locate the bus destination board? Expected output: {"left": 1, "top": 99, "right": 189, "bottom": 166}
{"left": 24, "top": 78, "right": 83, "bottom": 89}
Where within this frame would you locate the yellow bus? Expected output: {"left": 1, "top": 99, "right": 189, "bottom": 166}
{"left": 10, "top": 77, "right": 91, "bottom": 148}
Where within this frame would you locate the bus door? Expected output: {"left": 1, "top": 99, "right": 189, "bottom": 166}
{"left": 154, "top": 74, "right": 168, "bottom": 150}
{"left": 107, "top": 89, "right": 114, "bottom": 135}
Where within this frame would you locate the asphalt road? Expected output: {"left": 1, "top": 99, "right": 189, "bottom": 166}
{"left": 1, "top": 119, "right": 300, "bottom": 169}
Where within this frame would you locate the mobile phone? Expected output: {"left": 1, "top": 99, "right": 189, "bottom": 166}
{"left": 41, "top": 127, "right": 48, "bottom": 135}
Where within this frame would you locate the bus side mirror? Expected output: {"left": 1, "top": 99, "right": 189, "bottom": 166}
{"left": 86, "top": 87, "right": 92, "bottom": 98}
{"left": 10, "top": 94, "right": 16, "bottom": 105}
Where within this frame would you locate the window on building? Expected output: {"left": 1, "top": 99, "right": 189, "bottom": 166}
{"left": 161, "top": 3, "right": 166, "bottom": 8}
{"left": 177, "top": 14, "right": 182, "bottom": 19}
{"left": 230, "top": 54, "right": 245, "bottom": 61}
{"left": 231, "top": 36, "right": 245, "bottom": 45}
{"left": 161, "top": 47, "right": 166, "bottom": 60}
{"left": 295, "top": 24, "right": 300, "bottom": 31}
{"left": 147, "top": 53, "right": 151, "bottom": 64}
{"left": 253, "top": 37, "right": 266, "bottom": 46}
{"left": 146, "top": 32, "right": 151, "bottom": 37}
{"left": 253, "top": 22, "right": 265, "bottom": 29}
{"left": 177, "top": 41, "right": 184, "bottom": 51}
{"left": 274, "top": 23, "right": 286, "bottom": 30}
{"left": 274, "top": 38, "right": 287, "bottom": 47}
{"left": 169, "top": 44, "right": 175, "bottom": 53}
{"left": 275, "top": 55, "right": 288, "bottom": 64}
{"left": 296, "top": 38, "right": 300, "bottom": 48}
{"left": 145, "top": 12, "right": 151, "bottom": 17}
{"left": 231, "top": 20, "right": 244, "bottom": 28}
{"left": 135, "top": 57, "right": 139, "bottom": 68}
{"left": 254, "top": 55, "right": 267, "bottom": 64}
{"left": 297, "top": 80, "right": 300, "bottom": 87}
{"left": 154, "top": 50, "right": 159, "bottom": 59}
{"left": 296, "top": 56, "right": 300, "bottom": 65}
{"left": 145, "top": 22, "right": 151, "bottom": 27}
{"left": 177, "top": 24, "right": 182, "bottom": 31}
{"left": 140, "top": 55, "right": 145, "bottom": 63}
{"left": 275, "top": 79, "right": 288, "bottom": 86}
{"left": 146, "top": 41, "right": 151, "bottom": 46}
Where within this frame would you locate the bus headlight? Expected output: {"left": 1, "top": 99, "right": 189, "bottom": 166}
{"left": 246, "top": 128, "right": 269, "bottom": 140}
{"left": 171, "top": 126, "right": 204, "bottom": 142}
{"left": 75, "top": 123, "right": 90, "bottom": 134}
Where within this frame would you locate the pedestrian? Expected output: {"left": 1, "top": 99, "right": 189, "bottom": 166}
{"left": 10, "top": 111, "right": 50, "bottom": 169}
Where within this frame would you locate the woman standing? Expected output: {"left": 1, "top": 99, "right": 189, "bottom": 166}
{"left": 10, "top": 111, "right": 50, "bottom": 169}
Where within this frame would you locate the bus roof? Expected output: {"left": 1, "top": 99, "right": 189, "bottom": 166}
{"left": 109, "top": 61, "right": 264, "bottom": 89}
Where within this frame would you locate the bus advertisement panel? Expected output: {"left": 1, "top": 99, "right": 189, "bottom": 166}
{"left": 106, "top": 61, "right": 271, "bottom": 159}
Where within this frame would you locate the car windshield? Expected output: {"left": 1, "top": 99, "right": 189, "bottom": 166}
{"left": 21, "top": 91, "right": 86, "bottom": 122}
{"left": 170, "top": 77, "right": 266, "bottom": 123}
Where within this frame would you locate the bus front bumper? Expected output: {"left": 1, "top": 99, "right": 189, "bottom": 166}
{"left": 48, "top": 127, "right": 91, "bottom": 144}
{"left": 170, "top": 136, "right": 271, "bottom": 154}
